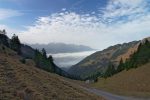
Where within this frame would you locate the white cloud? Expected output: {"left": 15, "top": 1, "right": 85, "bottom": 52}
{"left": 102, "top": 0, "right": 148, "bottom": 22}
{"left": 0, "top": 24, "right": 20, "bottom": 37}
{"left": 18, "top": 0, "right": 150, "bottom": 49}
{"left": 0, "top": 8, "right": 23, "bottom": 20}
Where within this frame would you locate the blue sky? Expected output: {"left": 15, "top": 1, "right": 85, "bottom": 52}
{"left": 0, "top": 0, "right": 150, "bottom": 49}
{"left": 0, "top": 0, "right": 107, "bottom": 29}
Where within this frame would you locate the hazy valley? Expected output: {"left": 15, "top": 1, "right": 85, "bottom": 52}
{"left": 1, "top": 0, "right": 150, "bottom": 100}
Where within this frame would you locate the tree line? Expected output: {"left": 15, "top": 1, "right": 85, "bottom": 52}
{"left": 0, "top": 29, "right": 56, "bottom": 73}
{"left": 103, "top": 39, "right": 150, "bottom": 78}
{"left": 0, "top": 29, "right": 82, "bottom": 80}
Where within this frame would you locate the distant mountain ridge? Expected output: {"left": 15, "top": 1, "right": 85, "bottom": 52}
{"left": 30, "top": 43, "right": 94, "bottom": 54}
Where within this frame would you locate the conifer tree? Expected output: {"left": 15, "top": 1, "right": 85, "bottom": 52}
{"left": 2, "top": 29, "right": 6, "bottom": 35}
{"left": 103, "top": 63, "right": 116, "bottom": 78}
{"left": 0, "top": 30, "right": 9, "bottom": 47}
{"left": 48, "top": 55, "right": 53, "bottom": 62}
{"left": 34, "top": 49, "right": 40, "bottom": 67}
{"left": 10, "top": 34, "right": 21, "bottom": 54}
{"left": 117, "top": 58, "right": 124, "bottom": 72}
{"left": 42, "top": 48, "right": 47, "bottom": 58}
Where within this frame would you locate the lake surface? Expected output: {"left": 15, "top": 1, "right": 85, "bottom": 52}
{"left": 48, "top": 51, "right": 97, "bottom": 68}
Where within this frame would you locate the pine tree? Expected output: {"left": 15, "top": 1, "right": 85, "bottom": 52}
{"left": 34, "top": 49, "right": 56, "bottom": 73}
{"left": 111, "top": 64, "right": 116, "bottom": 75}
{"left": 0, "top": 30, "right": 9, "bottom": 47}
{"left": 2, "top": 29, "right": 6, "bottom": 35}
{"left": 145, "top": 39, "right": 149, "bottom": 45}
{"left": 34, "top": 49, "right": 40, "bottom": 67}
{"left": 10, "top": 34, "right": 21, "bottom": 54}
{"left": 48, "top": 55, "right": 53, "bottom": 62}
{"left": 117, "top": 58, "right": 124, "bottom": 72}
{"left": 103, "top": 63, "right": 116, "bottom": 78}
{"left": 42, "top": 48, "right": 47, "bottom": 58}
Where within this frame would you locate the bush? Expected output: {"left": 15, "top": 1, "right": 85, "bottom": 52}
{"left": 20, "top": 58, "right": 26, "bottom": 64}
{"left": 2, "top": 46, "right": 5, "bottom": 50}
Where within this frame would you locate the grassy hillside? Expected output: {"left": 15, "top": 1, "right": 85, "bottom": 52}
{"left": 0, "top": 32, "right": 78, "bottom": 81}
{"left": 0, "top": 46, "right": 104, "bottom": 100}
{"left": 93, "top": 63, "right": 150, "bottom": 98}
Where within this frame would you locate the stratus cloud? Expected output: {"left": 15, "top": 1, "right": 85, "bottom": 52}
{"left": 0, "top": 8, "right": 22, "bottom": 20}
{"left": 19, "top": 0, "right": 150, "bottom": 49}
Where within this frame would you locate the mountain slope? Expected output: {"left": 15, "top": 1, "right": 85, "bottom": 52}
{"left": 93, "top": 62, "right": 150, "bottom": 97}
{"left": 0, "top": 32, "right": 73, "bottom": 80}
{"left": 0, "top": 46, "right": 103, "bottom": 100}
{"left": 30, "top": 43, "right": 94, "bottom": 54}
{"left": 69, "top": 41, "right": 139, "bottom": 79}
{"left": 116, "top": 37, "right": 150, "bottom": 62}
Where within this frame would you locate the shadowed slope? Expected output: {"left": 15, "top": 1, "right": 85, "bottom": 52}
{"left": 0, "top": 46, "right": 104, "bottom": 100}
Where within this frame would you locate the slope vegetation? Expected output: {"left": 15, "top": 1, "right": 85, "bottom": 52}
{"left": 0, "top": 46, "right": 104, "bottom": 100}
{"left": 69, "top": 41, "right": 138, "bottom": 79}
{"left": 93, "top": 63, "right": 150, "bottom": 97}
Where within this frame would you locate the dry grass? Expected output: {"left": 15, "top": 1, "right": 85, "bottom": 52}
{"left": 116, "top": 37, "right": 150, "bottom": 62}
{"left": 116, "top": 43, "right": 139, "bottom": 62}
{"left": 0, "top": 50, "right": 104, "bottom": 100}
{"left": 93, "top": 63, "right": 150, "bottom": 98}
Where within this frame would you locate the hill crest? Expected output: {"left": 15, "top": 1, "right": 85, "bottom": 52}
{"left": 69, "top": 37, "right": 150, "bottom": 79}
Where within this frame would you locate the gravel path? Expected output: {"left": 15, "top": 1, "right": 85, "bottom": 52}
{"left": 84, "top": 87, "right": 150, "bottom": 100}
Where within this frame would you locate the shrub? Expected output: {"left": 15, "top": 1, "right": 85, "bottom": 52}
{"left": 20, "top": 58, "right": 26, "bottom": 64}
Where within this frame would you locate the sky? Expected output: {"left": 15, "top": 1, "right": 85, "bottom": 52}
{"left": 0, "top": 0, "right": 150, "bottom": 50}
